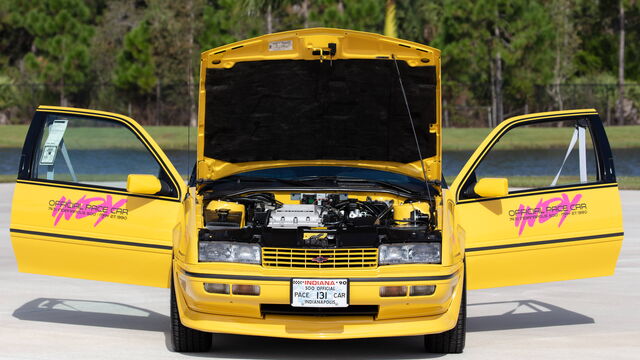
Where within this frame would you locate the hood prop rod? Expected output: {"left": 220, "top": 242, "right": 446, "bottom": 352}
{"left": 392, "top": 55, "right": 432, "bottom": 200}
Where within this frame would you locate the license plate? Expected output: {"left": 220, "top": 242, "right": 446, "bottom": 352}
{"left": 291, "top": 278, "right": 348, "bottom": 307}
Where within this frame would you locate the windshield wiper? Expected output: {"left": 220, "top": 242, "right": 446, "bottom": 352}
{"left": 198, "top": 176, "right": 304, "bottom": 184}
{"left": 198, "top": 175, "right": 434, "bottom": 199}
{"left": 293, "top": 176, "right": 427, "bottom": 196}
{"left": 196, "top": 176, "right": 310, "bottom": 193}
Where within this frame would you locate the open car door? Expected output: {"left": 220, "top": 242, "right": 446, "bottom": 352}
{"left": 448, "top": 109, "right": 623, "bottom": 289}
{"left": 10, "top": 106, "right": 187, "bottom": 287}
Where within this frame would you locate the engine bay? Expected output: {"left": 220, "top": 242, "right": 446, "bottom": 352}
{"left": 199, "top": 191, "right": 440, "bottom": 249}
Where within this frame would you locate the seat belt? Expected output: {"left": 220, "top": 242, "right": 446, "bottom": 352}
{"left": 46, "top": 140, "right": 77, "bottom": 182}
{"left": 551, "top": 125, "right": 587, "bottom": 186}
{"left": 59, "top": 140, "right": 77, "bottom": 182}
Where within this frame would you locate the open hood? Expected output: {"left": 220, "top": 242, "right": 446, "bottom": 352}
{"left": 197, "top": 28, "right": 441, "bottom": 182}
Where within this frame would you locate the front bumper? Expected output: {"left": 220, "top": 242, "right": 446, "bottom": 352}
{"left": 173, "top": 261, "right": 464, "bottom": 340}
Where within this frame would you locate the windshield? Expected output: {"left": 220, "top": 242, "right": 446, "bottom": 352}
{"left": 233, "top": 166, "right": 431, "bottom": 191}
{"left": 199, "top": 166, "right": 436, "bottom": 198}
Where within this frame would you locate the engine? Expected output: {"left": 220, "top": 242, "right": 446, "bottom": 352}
{"left": 200, "top": 191, "right": 439, "bottom": 248}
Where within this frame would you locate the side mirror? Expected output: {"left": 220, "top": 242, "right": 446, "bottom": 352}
{"left": 474, "top": 178, "right": 509, "bottom": 198}
{"left": 127, "top": 174, "right": 162, "bottom": 195}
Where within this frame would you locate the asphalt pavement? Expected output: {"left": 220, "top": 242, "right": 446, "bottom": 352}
{"left": 0, "top": 182, "right": 638, "bottom": 359}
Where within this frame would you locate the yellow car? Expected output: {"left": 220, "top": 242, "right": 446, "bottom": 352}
{"left": 10, "top": 28, "right": 624, "bottom": 354}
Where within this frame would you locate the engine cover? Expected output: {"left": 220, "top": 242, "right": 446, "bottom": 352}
{"left": 268, "top": 204, "right": 323, "bottom": 228}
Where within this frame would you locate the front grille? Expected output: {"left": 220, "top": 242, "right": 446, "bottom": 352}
{"left": 262, "top": 247, "right": 378, "bottom": 268}
{"left": 261, "top": 304, "right": 378, "bottom": 316}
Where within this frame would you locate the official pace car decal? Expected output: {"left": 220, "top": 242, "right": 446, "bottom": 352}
{"left": 509, "top": 193, "right": 587, "bottom": 236}
{"left": 49, "top": 195, "right": 128, "bottom": 227}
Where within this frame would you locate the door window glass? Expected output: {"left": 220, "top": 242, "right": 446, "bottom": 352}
{"left": 467, "top": 118, "right": 599, "bottom": 196}
{"left": 33, "top": 114, "right": 175, "bottom": 194}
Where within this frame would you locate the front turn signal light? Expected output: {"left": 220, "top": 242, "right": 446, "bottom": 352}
{"left": 379, "top": 286, "right": 407, "bottom": 297}
{"left": 232, "top": 284, "right": 260, "bottom": 296}
{"left": 410, "top": 285, "right": 436, "bottom": 296}
{"left": 204, "top": 283, "right": 229, "bottom": 294}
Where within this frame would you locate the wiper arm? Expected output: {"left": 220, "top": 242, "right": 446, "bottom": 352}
{"left": 198, "top": 175, "right": 434, "bottom": 199}
{"left": 334, "top": 177, "right": 416, "bottom": 194}
{"left": 196, "top": 176, "right": 309, "bottom": 193}
{"left": 294, "top": 176, "right": 423, "bottom": 196}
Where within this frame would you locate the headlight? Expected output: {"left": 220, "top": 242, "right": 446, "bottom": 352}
{"left": 379, "top": 243, "right": 441, "bottom": 265}
{"left": 199, "top": 241, "right": 261, "bottom": 264}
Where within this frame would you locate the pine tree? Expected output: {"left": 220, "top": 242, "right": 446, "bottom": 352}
{"left": 435, "top": 0, "right": 553, "bottom": 125}
{"left": 91, "top": 0, "right": 144, "bottom": 113}
{"left": 547, "top": 0, "right": 579, "bottom": 111}
{"left": 113, "top": 20, "right": 157, "bottom": 116}
{"left": 11, "top": 0, "right": 94, "bottom": 106}
{"left": 199, "top": 0, "right": 263, "bottom": 50}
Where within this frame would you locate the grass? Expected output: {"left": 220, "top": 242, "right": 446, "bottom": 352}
{"left": 496, "top": 176, "right": 640, "bottom": 190}
{"left": 0, "top": 173, "right": 189, "bottom": 183}
{"left": 0, "top": 125, "right": 28, "bottom": 148}
{"left": 0, "top": 125, "right": 194, "bottom": 150}
{"left": 441, "top": 126, "right": 640, "bottom": 151}
{"left": 446, "top": 175, "right": 640, "bottom": 190}
{"left": 2, "top": 124, "right": 640, "bottom": 150}
{"left": 617, "top": 177, "right": 640, "bottom": 190}
{"left": 506, "top": 176, "right": 585, "bottom": 188}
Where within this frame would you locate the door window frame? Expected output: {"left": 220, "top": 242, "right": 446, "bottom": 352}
{"left": 455, "top": 112, "right": 617, "bottom": 204}
{"left": 17, "top": 108, "right": 182, "bottom": 202}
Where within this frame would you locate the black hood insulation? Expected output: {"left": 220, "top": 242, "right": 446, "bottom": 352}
{"left": 204, "top": 59, "right": 437, "bottom": 163}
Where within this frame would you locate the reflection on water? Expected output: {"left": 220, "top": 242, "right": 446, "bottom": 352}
{"left": 443, "top": 148, "right": 640, "bottom": 184}
{"left": 1, "top": 148, "right": 639, "bottom": 180}
{"left": 0, "top": 148, "right": 193, "bottom": 177}
{"left": 0, "top": 148, "right": 21, "bottom": 175}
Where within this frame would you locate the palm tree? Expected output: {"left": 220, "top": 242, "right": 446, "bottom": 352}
{"left": 384, "top": 0, "right": 397, "bottom": 37}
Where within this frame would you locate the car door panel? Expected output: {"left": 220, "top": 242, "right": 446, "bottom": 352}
{"left": 449, "top": 110, "right": 624, "bottom": 290}
{"left": 10, "top": 106, "right": 186, "bottom": 288}
{"left": 458, "top": 185, "right": 623, "bottom": 289}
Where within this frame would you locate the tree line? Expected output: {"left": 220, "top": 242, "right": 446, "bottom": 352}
{"left": 0, "top": 0, "right": 638, "bottom": 126}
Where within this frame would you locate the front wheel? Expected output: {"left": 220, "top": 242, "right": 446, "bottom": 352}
{"left": 424, "top": 275, "right": 466, "bottom": 353}
{"left": 170, "top": 281, "right": 212, "bottom": 352}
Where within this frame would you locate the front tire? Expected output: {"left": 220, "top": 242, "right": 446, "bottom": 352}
{"left": 424, "top": 275, "right": 466, "bottom": 353}
{"left": 170, "top": 281, "right": 212, "bottom": 352}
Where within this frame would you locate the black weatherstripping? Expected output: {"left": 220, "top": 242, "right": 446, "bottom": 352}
{"left": 182, "top": 270, "right": 457, "bottom": 282}
{"left": 458, "top": 182, "right": 618, "bottom": 204}
{"left": 466, "top": 232, "right": 624, "bottom": 252}
{"left": 15, "top": 179, "right": 181, "bottom": 202}
{"left": 17, "top": 110, "right": 43, "bottom": 180}
{"left": 9, "top": 228, "right": 173, "bottom": 251}
{"left": 204, "top": 59, "right": 437, "bottom": 163}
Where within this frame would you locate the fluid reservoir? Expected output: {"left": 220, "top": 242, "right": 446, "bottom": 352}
{"left": 393, "top": 202, "right": 430, "bottom": 224}
{"left": 204, "top": 200, "right": 245, "bottom": 227}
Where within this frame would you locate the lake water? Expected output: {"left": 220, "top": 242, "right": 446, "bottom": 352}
{"left": 1, "top": 148, "right": 638, "bottom": 181}
{"left": 441, "top": 148, "right": 640, "bottom": 182}
{"left": 0, "top": 148, "right": 194, "bottom": 177}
